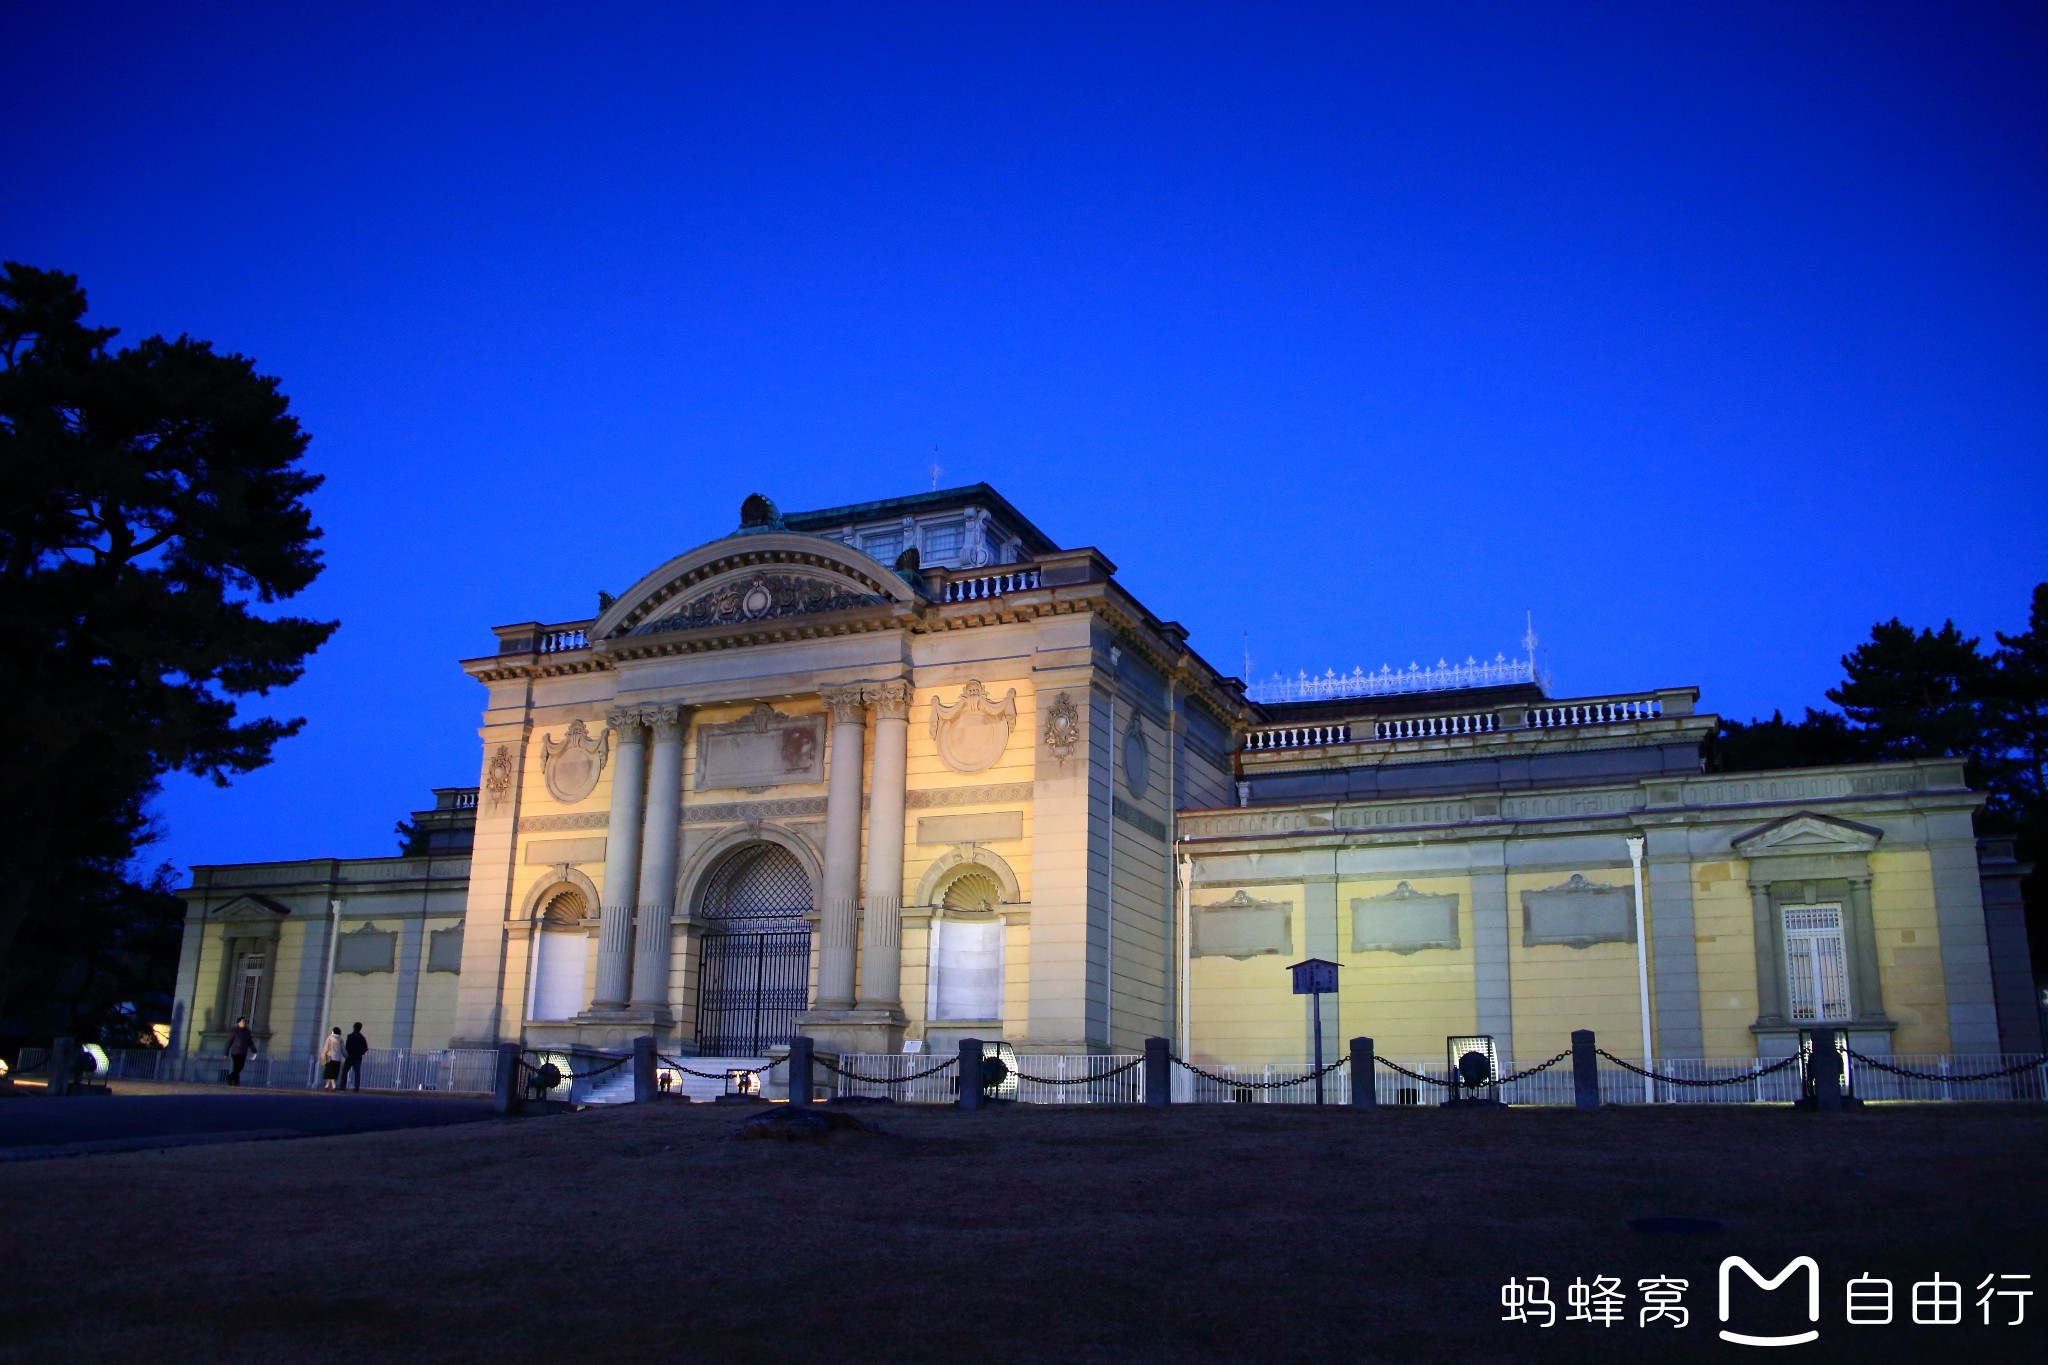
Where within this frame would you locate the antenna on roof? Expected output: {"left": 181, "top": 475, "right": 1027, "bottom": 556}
{"left": 930, "top": 450, "right": 942, "bottom": 492}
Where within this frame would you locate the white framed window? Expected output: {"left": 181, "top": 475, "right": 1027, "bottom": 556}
{"left": 235, "top": 952, "right": 266, "bottom": 1022}
{"left": 860, "top": 530, "right": 903, "bottom": 563}
{"left": 1783, "top": 904, "right": 1850, "bottom": 1022}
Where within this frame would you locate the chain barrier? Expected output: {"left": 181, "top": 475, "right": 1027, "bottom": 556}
{"left": 517, "top": 1052, "right": 632, "bottom": 1082}
{"left": 1373, "top": 1057, "right": 1457, "bottom": 1088}
{"left": 1169, "top": 1054, "right": 1349, "bottom": 1090}
{"left": 1011, "top": 1057, "right": 1145, "bottom": 1085}
{"left": 1843, "top": 1049, "right": 2048, "bottom": 1085}
{"left": 656, "top": 1053, "right": 782, "bottom": 1081}
{"left": 1594, "top": 1049, "right": 1800, "bottom": 1087}
{"left": 1492, "top": 1050, "right": 1572, "bottom": 1085}
{"left": 815, "top": 1055, "right": 960, "bottom": 1085}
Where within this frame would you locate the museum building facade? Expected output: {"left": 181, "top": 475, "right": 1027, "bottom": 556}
{"left": 168, "top": 485, "right": 2041, "bottom": 1072}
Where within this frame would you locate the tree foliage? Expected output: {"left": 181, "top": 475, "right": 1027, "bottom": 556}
{"left": 0, "top": 263, "right": 335, "bottom": 999}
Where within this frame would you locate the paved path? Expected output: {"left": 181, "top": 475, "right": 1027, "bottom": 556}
{"left": 0, "top": 1090, "right": 496, "bottom": 1161}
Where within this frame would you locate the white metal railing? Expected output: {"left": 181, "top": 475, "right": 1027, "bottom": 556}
{"left": 54, "top": 1047, "right": 504, "bottom": 1092}
{"left": 1244, "top": 723, "right": 1351, "bottom": 751}
{"left": 942, "top": 567, "right": 1041, "bottom": 602}
{"left": 1374, "top": 712, "right": 1500, "bottom": 741}
{"left": 833, "top": 1052, "right": 1145, "bottom": 1104}
{"left": 538, "top": 626, "right": 590, "bottom": 653}
{"left": 1249, "top": 655, "right": 1534, "bottom": 704}
{"left": 1525, "top": 698, "right": 1661, "bottom": 729}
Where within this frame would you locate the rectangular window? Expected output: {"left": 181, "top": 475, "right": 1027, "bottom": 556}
{"left": 1783, "top": 905, "right": 1850, "bottom": 1022}
{"left": 235, "top": 952, "right": 266, "bottom": 1023}
{"left": 860, "top": 531, "right": 903, "bottom": 563}
{"left": 922, "top": 521, "right": 965, "bottom": 563}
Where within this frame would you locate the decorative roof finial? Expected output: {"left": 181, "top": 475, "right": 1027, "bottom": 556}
{"left": 737, "top": 494, "right": 783, "bottom": 533}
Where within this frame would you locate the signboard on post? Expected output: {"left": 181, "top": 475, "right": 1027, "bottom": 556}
{"left": 1289, "top": 958, "right": 1341, "bottom": 1104}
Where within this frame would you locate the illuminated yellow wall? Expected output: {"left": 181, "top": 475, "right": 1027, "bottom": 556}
{"left": 1868, "top": 849, "right": 1949, "bottom": 1054}
{"left": 1692, "top": 860, "right": 1760, "bottom": 1057}
{"left": 1506, "top": 869, "right": 1647, "bottom": 1062}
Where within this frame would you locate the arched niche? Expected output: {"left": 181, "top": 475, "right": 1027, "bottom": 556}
{"left": 518, "top": 865, "right": 601, "bottom": 925}
{"left": 914, "top": 845, "right": 1022, "bottom": 910}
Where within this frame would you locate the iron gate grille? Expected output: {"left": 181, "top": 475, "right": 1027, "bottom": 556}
{"left": 694, "top": 845, "right": 814, "bottom": 1054}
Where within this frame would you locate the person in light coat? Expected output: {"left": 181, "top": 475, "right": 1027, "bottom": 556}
{"left": 318, "top": 1027, "right": 346, "bottom": 1090}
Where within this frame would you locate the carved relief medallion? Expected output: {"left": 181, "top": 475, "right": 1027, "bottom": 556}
{"left": 484, "top": 744, "right": 514, "bottom": 810}
{"left": 540, "top": 718, "right": 610, "bottom": 804}
{"left": 639, "top": 572, "right": 884, "bottom": 635}
{"left": 930, "top": 680, "right": 1019, "bottom": 773}
{"left": 1043, "top": 692, "right": 1080, "bottom": 763}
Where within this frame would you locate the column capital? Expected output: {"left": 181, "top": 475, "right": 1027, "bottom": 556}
{"left": 865, "top": 679, "right": 913, "bottom": 720}
{"left": 606, "top": 706, "right": 650, "bottom": 740}
{"left": 821, "top": 686, "right": 869, "bottom": 726}
{"left": 644, "top": 704, "right": 686, "bottom": 741}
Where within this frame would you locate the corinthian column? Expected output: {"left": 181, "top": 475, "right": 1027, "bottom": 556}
{"left": 630, "top": 706, "right": 686, "bottom": 1012}
{"left": 816, "top": 686, "right": 868, "bottom": 1011}
{"left": 858, "top": 680, "right": 912, "bottom": 1012}
{"left": 594, "top": 707, "right": 648, "bottom": 1010}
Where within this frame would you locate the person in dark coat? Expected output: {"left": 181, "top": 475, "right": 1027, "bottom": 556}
{"left": 340, "top": 1022, "right": 368, "bottom": 1091}
{"left": 225, "top": 1017, "right": 257, "bottom": 1085}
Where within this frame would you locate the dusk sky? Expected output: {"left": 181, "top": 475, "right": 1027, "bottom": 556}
{"left": 3, "top": 3, "right": 2043, "bottom": 876}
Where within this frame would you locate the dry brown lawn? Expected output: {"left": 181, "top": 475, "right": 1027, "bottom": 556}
{"left": 1, "top": 1100, "right": 2043, "bottom": 1364}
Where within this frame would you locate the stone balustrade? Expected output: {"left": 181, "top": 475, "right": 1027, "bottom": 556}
{"left": 942, "top": 567, "right": 1041, "bottom": 602}
{"left": 1245, "top": 723, "right": 1352, "bottom": 751}
{"left": 1375, "top": 711, "right": 1500, "bottom": 740}
{"left": 538, "top": 625, "right": 591, "bottom": 653}
{"left": 1524, "top": 698, "right": 1662, "bottom": 729}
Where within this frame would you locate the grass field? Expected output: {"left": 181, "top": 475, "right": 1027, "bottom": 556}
{"left": 1, "top": 1099, "right": 2042, "bottom": 1364}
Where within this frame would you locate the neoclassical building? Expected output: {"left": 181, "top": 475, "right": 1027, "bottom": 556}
{"left": 168, "top": 484, "right": 2040, "bottom": 1070}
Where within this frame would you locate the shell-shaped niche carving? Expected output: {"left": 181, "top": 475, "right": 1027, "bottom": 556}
{"left": 931, "top": 680, "right": 1019, "bottom": 773}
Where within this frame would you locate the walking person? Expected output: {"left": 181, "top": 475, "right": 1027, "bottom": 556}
{"left": 225, "top": 1017, "right": 256, "bottom": 1086}
{"left": 340, "top": 1022, "right": 368, "bottom": 1091}
{"left": 319, "top": 1026, "right": 346, "bottom": 1090}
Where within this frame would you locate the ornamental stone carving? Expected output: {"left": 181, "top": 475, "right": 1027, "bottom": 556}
{"left": 636, "top": 571, "right": 885, "bottom": 635}
{"left": 821, "top": 685, "right": 868, "bottom": 726}
{"left": 1043, "top": 692, "right": 1080, "bottom": 763}
{"left": 540, "top": 718, "right": 610, "bottom": 803}
{"left": 484, "top": 744, "right": 514, "bottom": 810}
{"left": 1193, "top": 889, "right": 1293, "bottom": 959}
{"left": 866, "top": 679, "right": 913, "bottom": 721}
{"left": 930, "top": 680, "right": 1018, "bottom": 773}
{"left": 1520, "top": 873, "right": 1635, "bottom": 949}
{"left": 695, "top": 703, "right": 825, "bottom": 791}
{"left": 336, "top": 922, "right": 398, "bottom": 975}
{"left": 1352, "top": 881, "right": 1461, "bottom": 954}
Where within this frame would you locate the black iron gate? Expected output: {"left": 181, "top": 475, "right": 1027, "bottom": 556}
{"left": 693, "top": 845, "right": 814, "bottom": 1054}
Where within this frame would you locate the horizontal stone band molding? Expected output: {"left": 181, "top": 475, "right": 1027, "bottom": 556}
{"left": 917, "top": 811, "right": 1025, "bottom": 845}
{"left": 521, "top": 812, "right": 612, "bottom": 832}
{"left": 1112, "top": 796, "right": 1166, "bottom": 841}
{"left": 523, "top": 836, "right": 606, "bottom": 865}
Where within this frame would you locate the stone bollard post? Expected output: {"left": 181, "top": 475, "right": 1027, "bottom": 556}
{"left": 632, "top": 1035, "right": 656, "bottom": 1103}
{"left": 1811, "top": 1028, "right": 1842, "bottom": 1113}
{"left": 1144, "top": 1037, "right": 1171, "bottom": 1107}
{"left": 492, "top": 1042, "right": 522, "bottom": 1115}
{"left": 957, "top": 1038, "right": 983, "bottom": 1110}
{"left": 1350, "top": 1037, "right": 1376, "bottom": 1110}
{"left": 48, "top": 1037, "right": 76, "bottom": 1098}
{"left": 1572, "top": 1030, "right": 1600, "bottom": 1112}
{"left": 788, "top": 1035, "right": 815, "bottom": 1105}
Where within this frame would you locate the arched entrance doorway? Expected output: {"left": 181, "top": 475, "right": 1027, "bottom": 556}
{"left": 693, "top": 843, "right": 814, "bottom": 1053}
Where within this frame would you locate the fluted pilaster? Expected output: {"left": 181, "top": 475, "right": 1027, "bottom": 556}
{"left": 630, "top": 706, "right": 686, "bottom": 1011}
{"left": 594, "top": 706, "right": 648, "bottom": 1010}
{"left": 816, "top": 686, "right": 867, "bottom": 1011}
{"left": 858, "top": 679, "right": 912, "bottom": 1011}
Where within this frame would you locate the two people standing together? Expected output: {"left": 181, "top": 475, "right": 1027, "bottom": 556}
{"left": 318, "top": 1023, "right": 369, "bottom": 1090}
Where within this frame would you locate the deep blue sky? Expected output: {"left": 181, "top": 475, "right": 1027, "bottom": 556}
{"left": 4, "top": 3, "right": 2044, "bottom": 874}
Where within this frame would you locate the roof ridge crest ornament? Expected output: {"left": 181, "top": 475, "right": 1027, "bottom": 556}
{"left": 736, "top": 493, "right": 785, "bottom": 534}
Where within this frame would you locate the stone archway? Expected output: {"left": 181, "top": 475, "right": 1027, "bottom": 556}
{"left": 690, "top": 842, "right": 816, "bottom": 1054}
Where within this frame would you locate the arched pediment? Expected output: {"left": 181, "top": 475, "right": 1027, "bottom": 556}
{"left": 592, "top": 532, "right": 919, "bottom": 641}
